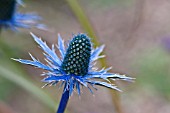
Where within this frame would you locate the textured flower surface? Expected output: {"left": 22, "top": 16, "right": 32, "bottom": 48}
{"left": 0, "top": 0, "right": 44, "bottom": 30}
{"left": 13, "top": 33, "right": 134, "bottom": 96}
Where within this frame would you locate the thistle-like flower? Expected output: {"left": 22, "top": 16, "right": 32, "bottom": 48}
{"left": 13, "top": 33, "right": 134, "bottom": 113}
{"left": 0, "top": 0, "right": 44, "bottom": 30}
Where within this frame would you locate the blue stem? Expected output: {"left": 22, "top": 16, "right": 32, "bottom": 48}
{"left": 57, "top": 88, "right": 69, "bottom": 113}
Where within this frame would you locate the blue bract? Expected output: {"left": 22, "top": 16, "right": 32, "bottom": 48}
{"left": 0, "top": 0, "right": 44, "bottom": 31}
{"left": 13, "top": 33, "right": 134, "bottom": 96}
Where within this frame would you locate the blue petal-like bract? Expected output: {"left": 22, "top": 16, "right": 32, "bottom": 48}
{"left": 91, "top": 45, "right": 105, "bottom": 62}
{"left": 31, "top": 33, "right": 61, "bottom": 65}
{"left": 76, "top": 82, "right": 81, "bottom": 95}
{"left": 16, "top": 0, "right": 24, "bottom": 6}
{"left": 12, "top": 53, "right": 53, "bottom": 71}
{"left": 57, "top": 34, "right": 65, "bottom": 60}
{"left": 43, "top": 75, "right": 68, "bottom": 82}
{"left": 69, "top": 79, "right": 74, "bottom": 96}
{"left": 13, "top": 33, "right": 134, "bottom": 96}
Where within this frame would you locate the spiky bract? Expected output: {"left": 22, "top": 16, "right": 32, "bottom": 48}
{"left": 13, "top": 33, "right": 134, "bottom": 96}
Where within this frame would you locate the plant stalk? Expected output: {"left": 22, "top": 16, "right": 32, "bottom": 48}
{"left": 57, "top": 87, "right": 69, "bottom": 113}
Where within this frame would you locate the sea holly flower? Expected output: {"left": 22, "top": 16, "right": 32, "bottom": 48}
{"left": 0, "top": 0, "right": 44, "bottom": 31}
{"left": 13, "top": 33, "right": 134, "bottom": 113}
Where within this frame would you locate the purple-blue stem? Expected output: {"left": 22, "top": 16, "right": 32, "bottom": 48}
{"left": 57, "top": 87, "right": 69, "bottom": 113}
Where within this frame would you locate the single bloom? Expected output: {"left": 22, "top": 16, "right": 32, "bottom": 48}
{"left": 13, "top": 33, "right": 134, "bottom": 96}
{"left": 0, "top": 0, "right": 45, "bottom": 31}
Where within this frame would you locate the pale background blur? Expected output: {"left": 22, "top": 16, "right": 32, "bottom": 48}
{"left": 1, "top": 0, "right": 170, "bottom": 113}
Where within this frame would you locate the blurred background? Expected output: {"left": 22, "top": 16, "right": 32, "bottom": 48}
{"left": 1, "top": 0, "right": 170, "bottom": 113}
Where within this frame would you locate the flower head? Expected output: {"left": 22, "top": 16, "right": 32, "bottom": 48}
{"left": 13, "top": 33, "right": 134, "bottom": 96}
{"left": 0, "top": 0, "right": 44, "bottom": 31}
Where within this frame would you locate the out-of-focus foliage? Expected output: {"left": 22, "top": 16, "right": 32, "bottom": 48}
{"left": 0, "top": 42, "right": 17, "bottom": 100}
{"left": 0, "top": 37, "right": 58, "bottom": 112}
{"left": 0, "top": 77, "right": 16, "bottom": 100}
{"left": 137, "top": 47, "right": 170, "bottom": 99}
{"left": 83, "top": 0, "right": 134, "bottom": 8}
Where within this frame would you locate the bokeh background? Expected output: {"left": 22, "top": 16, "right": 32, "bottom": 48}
{"left": 1, "top": 0, "right": 170, "bottom": 113}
